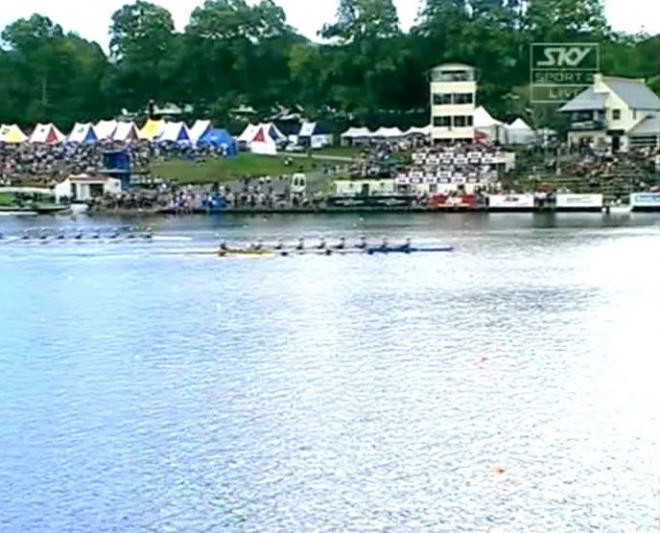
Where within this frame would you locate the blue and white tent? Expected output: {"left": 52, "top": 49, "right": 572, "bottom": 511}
{"left": 67, "top": 122, "right": 97, "bottom": 144}
{"left": 189, "top": 119, "right": 211, "bottom": 144}
{"left": 297, "top": 121, "right": 332, "bottom": 148}
{"left": 156, "top": 121, "right": 191, "bottom": 144}
{"left": 197, "top": 128, "right": 237, "bottom": 156}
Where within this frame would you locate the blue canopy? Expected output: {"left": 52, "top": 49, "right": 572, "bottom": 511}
{"left": 197, "top": 129, "right": 238, "bottom": 156}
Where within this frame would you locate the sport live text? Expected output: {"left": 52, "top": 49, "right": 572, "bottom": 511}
{"left": 530, "top": 43, "right": 600, "bottom": 104}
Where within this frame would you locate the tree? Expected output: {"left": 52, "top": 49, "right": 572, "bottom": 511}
{"left": 184, "top": 0, "right": 299, "bottom": 115}
{"left": 522, "top": 0, "right": 611, "bottom": 41}
{"left": 108, "top": 1, "right": 177, "bottom": 109}
{"left": 0, "top": 1, "right": 657, "bottom": 129}
{"left": 0, "top": 15, "right": 108, "bottom": 126}
{"left": 321, "top": 0, "right": 401, "bottom": 42}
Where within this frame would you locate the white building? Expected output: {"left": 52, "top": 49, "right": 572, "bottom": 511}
{"left": 54, "top": 175, "right": 122, "bottom": 203}
{"left": 429, "top": 63, "right": 477, "bottom": 143}
{"left": 560, "top": 74, "right": 660, "bottom": 151}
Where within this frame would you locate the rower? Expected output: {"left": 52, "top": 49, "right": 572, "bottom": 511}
{"left": 333, "top": 237, "right": 346, "bottom": 250}
{"left": 273, "top": 238, "right": 284, "bottom": 250}
{"left": 21, "top": 231, "right": 30, "bottom": 240}
{"left": 251, "top": 239, "right": 264, "bottom": 251}
{"left": 143, "top": 227, "right": 153, "bottom": 239}
{"left": 295, "top": 237, "right": 304, "bottom": 251}
{"left": 218, "top": 240, "right": 229, "bottom": 256}
{"left": 355, "top": 236, "right": 367, "bottom": 249}
{"left": 74, "top": 231, "right": 83, "bottom": 240}
{"left": 56, "top": 231, "right": 66, "bottom": 240}
{"left": 379, "top": 237, "right": 389, "bottom": 250}
{"left": 317, "top": 237, "right": 326, "bottom": 250}
{"left": 402, "top": 237, "right": 412, "bottom": 250}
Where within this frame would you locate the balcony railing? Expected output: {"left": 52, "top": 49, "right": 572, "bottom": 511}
{"left": 569, "top": 120, "right": 606, "bottom": 131}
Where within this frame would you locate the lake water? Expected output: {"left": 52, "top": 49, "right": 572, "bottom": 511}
{"left": 1, "top": 213, "right": 659, "bottom": 532}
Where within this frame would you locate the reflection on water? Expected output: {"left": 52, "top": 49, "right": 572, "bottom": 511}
{"left": 0, "top": 214, "right": 659, "bottom": 531}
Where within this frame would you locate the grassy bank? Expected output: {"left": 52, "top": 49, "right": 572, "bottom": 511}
{"left": 0, "top": 193, "right": 16, "bottom": 206}
{"left": 150, "top": 154, "right": 324, "bottom": 184}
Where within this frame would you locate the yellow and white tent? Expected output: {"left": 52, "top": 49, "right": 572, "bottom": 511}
{"left": 0, "top": 124, "right": 29, "bottom": 144}
{"left": 138, "top": 119, "right": 166, "bottom": 141}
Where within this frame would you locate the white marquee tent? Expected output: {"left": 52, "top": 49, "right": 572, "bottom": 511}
{"left": 157, "top": 121, "right": 191, "bottom": 143}
{"left": 297, "top": 121, "right": 332, "bottom": 148}
{"left": 474, "top": 106, "right": 506, "bottom": 144}
{"left": 403, "top": 125, "right": 431, "bottom": 137}
{"left": 340, "top": 127, "right": 373, "bottom": 144}
{"left": 94, "top": 120, "right": 118, "bottom": 140}
{"left": 372, "top": 126, "right": 405, "bottom": 139}
{"left": 248, "top": 125, "right": 278, "bottom": 155}
{"left": 238, "top": 123, "right": 259, "bottom": 143}
{"left": 112, "top": 122, "right": 139, "bottom": 142}
{"left": 67, "top": 122, "right": 97, "bottom": 143}
{"left": 506, "top": 117, "right": 537, "bottom": 145}
{"left": 189, "top": 119, "right": 211, "bottom": 144}
{"left": 29, "top": 123, "right": 65, "bottom": 144}
{"left": 0, "top": 124, "right": 29, "bottom": 143}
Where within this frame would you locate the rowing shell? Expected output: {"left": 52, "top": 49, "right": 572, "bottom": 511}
{"left": 182, "top": 246, "right": 454, "bottom": 257}
{"left": 366, "top": 246, "right": 454, "bottom": 254}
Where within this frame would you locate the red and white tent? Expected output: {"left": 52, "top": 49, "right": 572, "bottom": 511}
{"left": 29, "top": 123, "right": 65, "bottom": 144}
{"left": 249, "top": 126, "right": 277, "bottom": 155}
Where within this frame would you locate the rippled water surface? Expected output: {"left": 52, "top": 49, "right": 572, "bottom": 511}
{"left": 1, "top": 213, "right": 659, "bottom": 532}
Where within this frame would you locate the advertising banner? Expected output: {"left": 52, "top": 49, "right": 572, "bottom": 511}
{"left": 555, "top": 194, "right": 603, "bottom": 208}
{"left": 630, "top": 192, "right": 660, "bottom": 207}
{"left": 428, "top": 194, "right": 476, "bottom": 209}
{"left": 488, "top": 194, "right": 535, "bottom": 209}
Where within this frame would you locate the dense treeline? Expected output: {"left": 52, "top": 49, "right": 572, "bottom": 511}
{"left": 0, "top": 0, "right": 658, "bottom": 132}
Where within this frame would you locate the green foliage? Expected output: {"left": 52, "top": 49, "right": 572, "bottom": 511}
{"left": 0, "top": 0, "right": 657, "bottom": 129}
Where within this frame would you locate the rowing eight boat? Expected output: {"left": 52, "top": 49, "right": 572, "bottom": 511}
{"left": 209, "top": 245, "right": 454, "bottom": 257}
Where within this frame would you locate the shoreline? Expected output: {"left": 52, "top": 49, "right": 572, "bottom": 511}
{"left": 70, "top": 205, "right": 652, "bottom": 216}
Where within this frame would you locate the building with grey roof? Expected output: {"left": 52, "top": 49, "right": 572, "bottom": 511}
{"left": 560, "top": 74, "right": 660, "bottom": 151}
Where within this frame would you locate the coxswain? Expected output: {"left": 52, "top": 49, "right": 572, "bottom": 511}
{"left": 355, "top": 236, "right": 367, "bottom": 249}
{"left": 295, "top": 237, "right": 304, "bottom": 251}
{"left": 333, "top": 237, "right": 346, "bottom": 250}
{"left": 317, "top": 237, "right": 326, "bottom": 250}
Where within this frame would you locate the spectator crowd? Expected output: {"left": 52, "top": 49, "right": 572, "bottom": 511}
{"left": 0, "top": 140, "right": 229, "bottom": 187}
